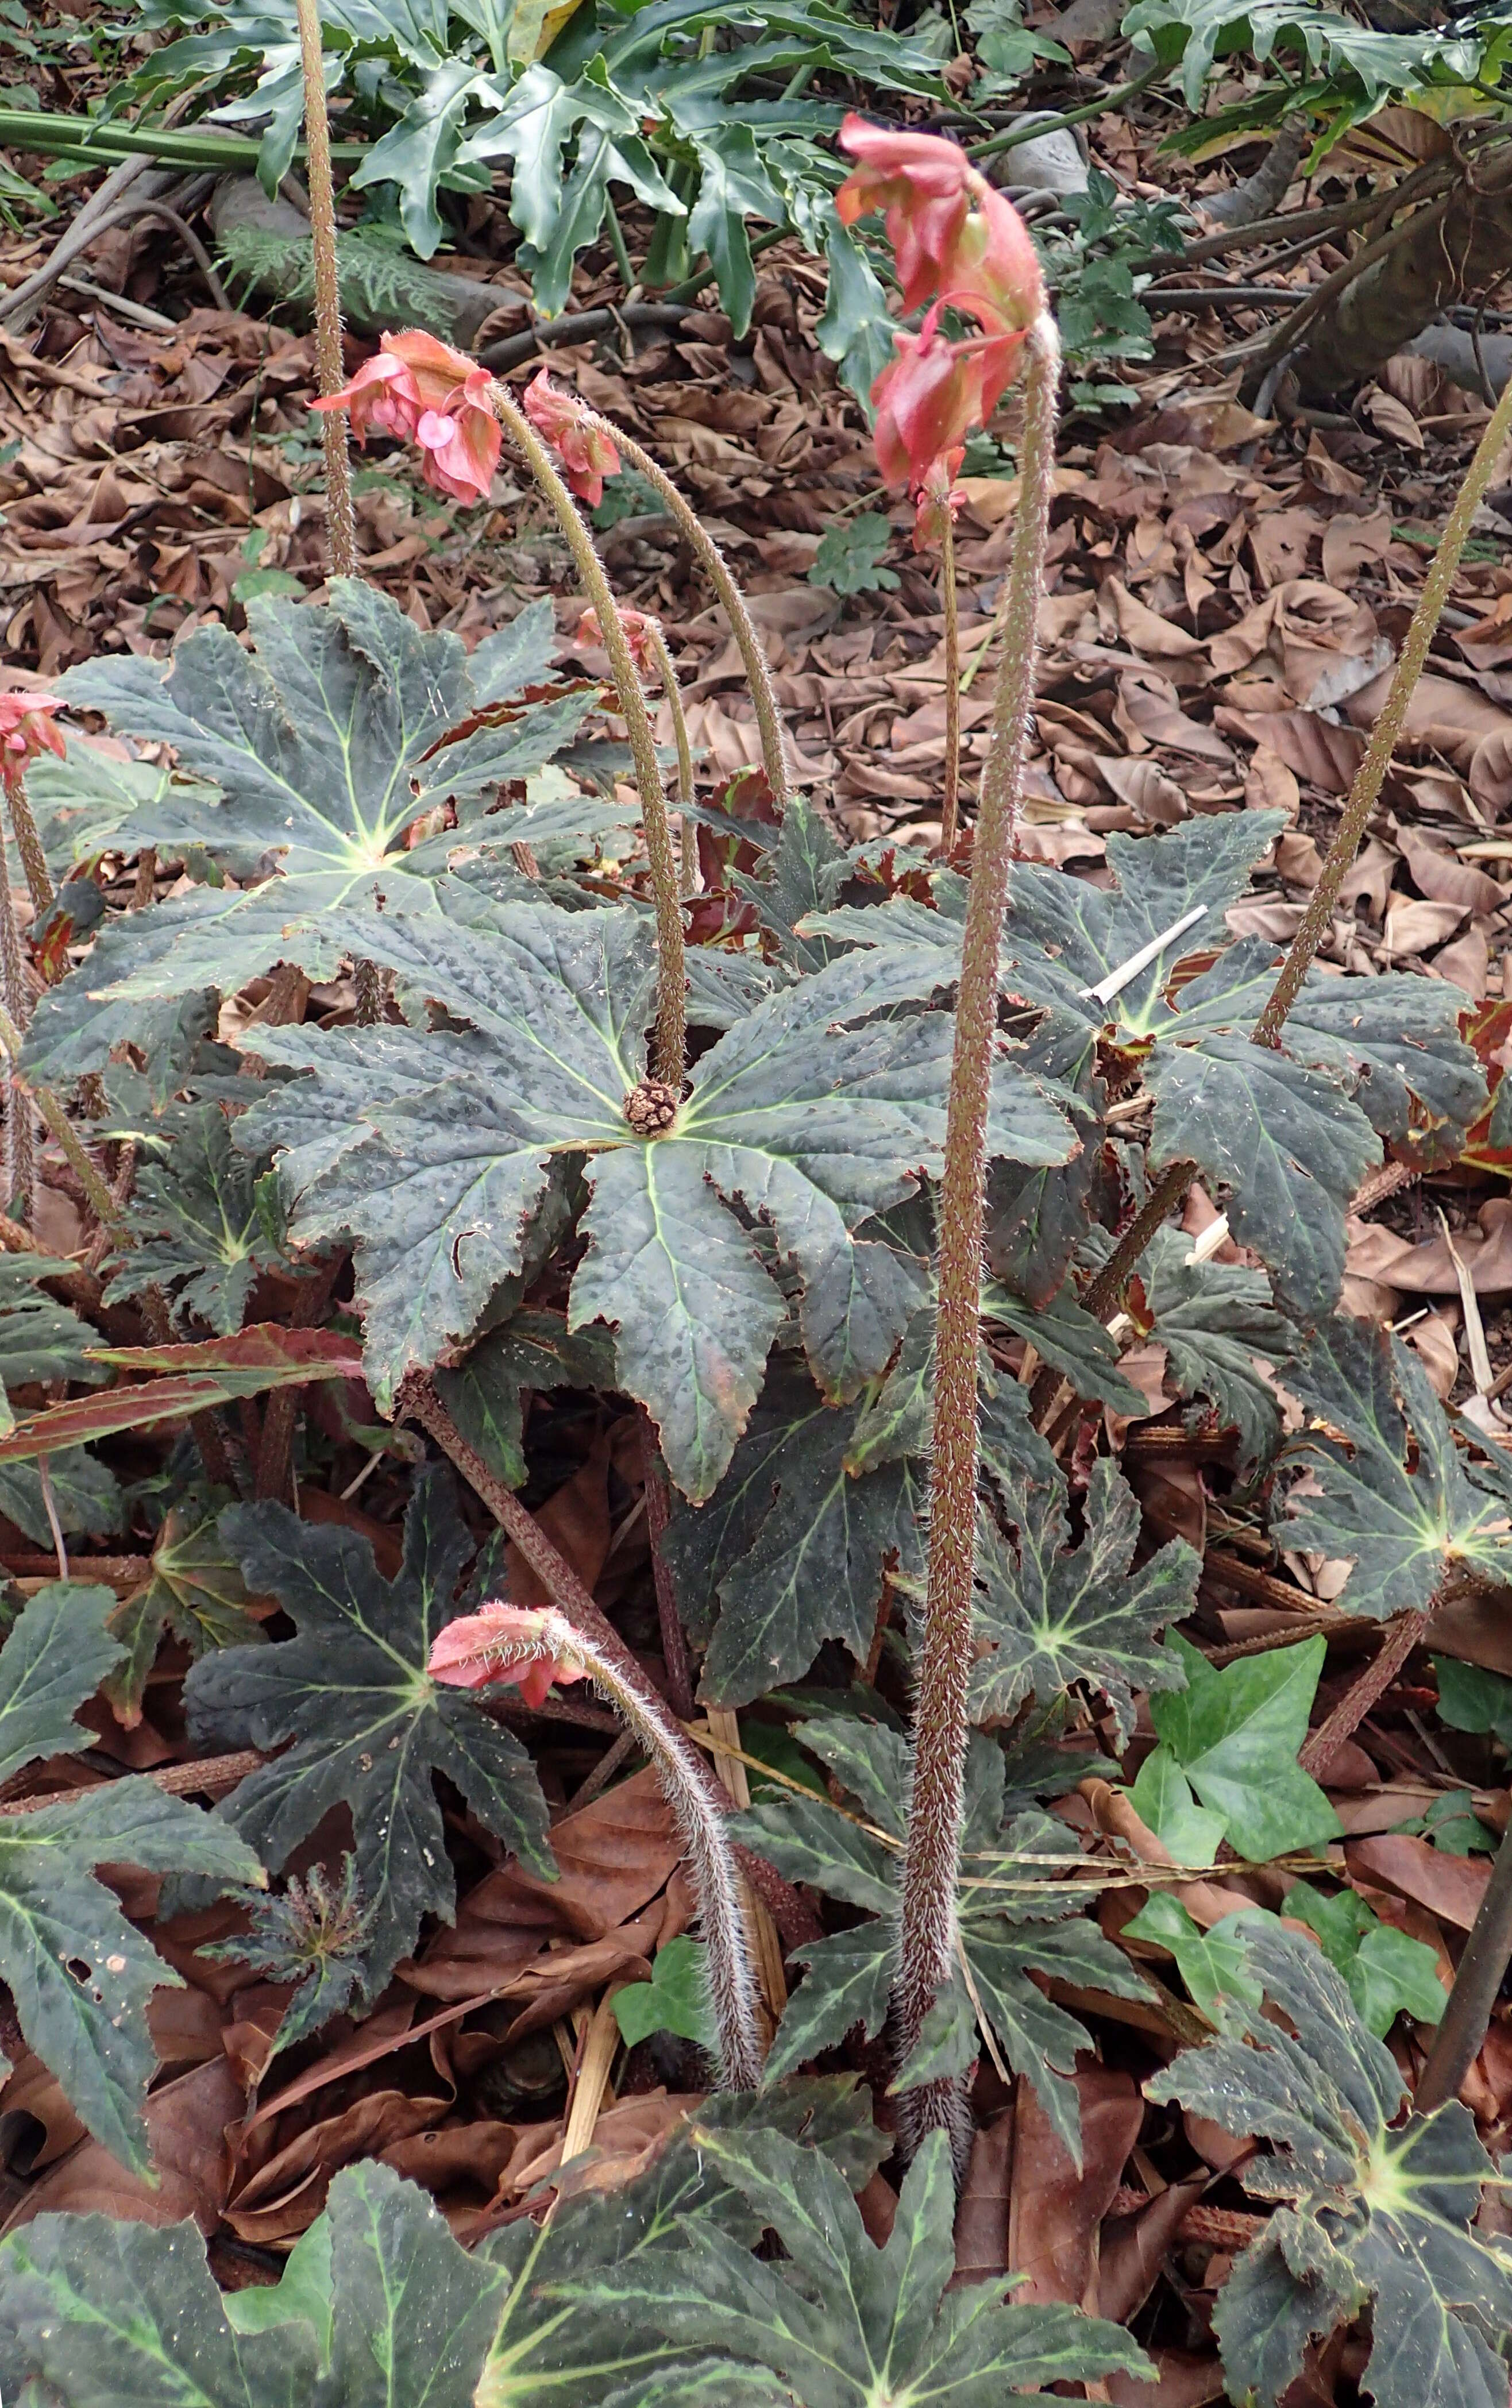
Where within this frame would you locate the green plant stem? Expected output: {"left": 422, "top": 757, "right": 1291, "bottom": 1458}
{"left": 891, "top": 315, "right": 1060, "bottom": 2170}
{"left": 643, "top": 618, "right": 698, "bottom": 897}
{"left": 1086, "top": 353, "right": 1512, "bottom": 1322}
{"left": 577, "top": 411, "right": 792, "bottom": 817}
{"left": 659, "top": 223, "right": 788, "bottom": 304}
{"left": 966, "top": 60, "right": 1165, "bottom": 165}
{"left": 5, "top": 778, "right": 53, "bottom": 920}
{"left": 939, "top": 511, "right": 961, "bottom": 855}
{"left": 490, "top": 380, "right": 686, "bottom": 1085}
{"left": 0, "top": 110, "right": 368, "bottom": 171}
{"left": 603, "top": 194, "right": 636, "bottom": 294}
{"left": 0, "top": 1001, "right": 119, "bottom": 1233}
{"left": 294, "top": 0, "right": 358, "bottom": 581}
{"left": 1414, "top": 1808, "right": 1512, "bottom": 2112}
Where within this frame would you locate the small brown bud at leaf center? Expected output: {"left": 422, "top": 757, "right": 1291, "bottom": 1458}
{"left": 623, "top": 1078, "right": 680, "bottom": 1137}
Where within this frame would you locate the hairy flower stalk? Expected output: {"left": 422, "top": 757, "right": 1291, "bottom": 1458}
{"left": 1086, "top": 357, "right": 1512, "bottom": 1326}
{"left": 893, "top": 317, "right": 1060, "bottom": 2170}
{"left": 939, "top": 510, "right": 962, "bottom": 854}
{"left": 430, "top": 1603, "right": 763, "bottom": 2087}
{"left": 294, "top": 0, "right": 357, "bottom": 580}
{"left": 570, "top": 413, "right": 793, "bottom": 817}
{"left": 492, "top": 381, "right": 686, "bottom": 1085}
{"left": 580, "top": 607, "right": 698, "bottom": 896}
{"left": 0, "top": 820, "right": 33, "bottom": 1212}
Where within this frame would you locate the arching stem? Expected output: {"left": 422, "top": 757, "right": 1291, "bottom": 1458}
{"left": 939, "top": 510, "right": 961, "bottom": 855}
{"left": 489, "top": 380, "right": 686, "bottom": 1086}
{"left": 0, "top": 819, "right": 33, "bottom": 1212}
{"left": 642, "top": 617, "right": 699, "bottom": 897}
{"left": 294, "top": 0, "right": 358, "bottom": 580}
{"left": 891, "top": 316, "right": 1061, "bottom": 2171}
{"left": 576, "top": 410, "right": 791, "bottom": 816}
{"left": 5, "top": 777, "right": 52, "bottom": 921}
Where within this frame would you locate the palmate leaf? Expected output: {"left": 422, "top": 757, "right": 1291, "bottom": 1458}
{"left": 1131, "top": 1224, "right": 1293, "bottom": 1471}
{"left": 101, "top": 1102, "right": 290, "bottom": 1334}
{"left": 1128, "top": 1630, "right": 1341, "bottom": 1866}
{"left": 0, "top": 1583, "right": 261, "bottom": 2174}
{"left": 434, "top": 1303, "right": 617, "bottom": 1493}
{"left": 971, "top": 1454, "right": 1199, "bottom": 1746}
{"left": 565, "top": 2125, "right": 1149, "bottom": 2408}
{"left": 25, "top": 587, "right": 593, "bottom": 1078}
{"left": 661, "top": 1359, "right": 925, "bottom": 1705}
{"left": 103, "top": 1493, "right": 265, "bottom": 1725}
{"left": 1283, "top": 1312, "right": 1512, "bottom": 1619}
{"left": 238, "top": 894, "right": 1075, "bottom": 1498}
{"left": 0, "top": 1326, "right": 364, "bottom": 1463}
{"left": 183, "top": 1468, "right": 553, "bottom": 1992}
{"left": 1150, "top": 1923, "right": 1512, "bottom": 2408}
{"left": 735, "top": 1719, "right": 1149, "bottom": 2160}
{"left": 807, "top": 819, "right": 1483, "bottom": 1322}
{"left": 0, "top": 1253, "right": 105, "bottom": 1440}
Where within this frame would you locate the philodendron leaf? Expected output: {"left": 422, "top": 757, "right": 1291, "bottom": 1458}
{"left": 661, "top": 1360, "right": 925, "bottom": 1705}
{"left": 0, "top": 1583, "right": 262, "bottom": 2173}
{"left": 239, "top": 896, "right": 1075, "bottom": 1498}
{"left": 1150, "top": 1922, "right": 1512, "bottom": 2408}
{"left": 562, "top": 2125, "right": 1149, "bottom": 2407}
{"left": 184, "top": 1468, "right": 553, "bottom": 1993}
{"left": 0, "top": 2160, "right": 504, "bottom": 2408}
{"left": 735, "top": 1718, "right": 1149, "bottom": 2160}
{"left": 1129, "top": 1630, "right": 1341, "bottom": 1866}
{"left": 101, "top": 1102, "right": 291, "bottom": 1334}
{"left": 1283, "top": 1313, "right": 1512, "bottom": 1619}
{"left": 970, "top": 1453, "right": 1199, "bottom": 1745}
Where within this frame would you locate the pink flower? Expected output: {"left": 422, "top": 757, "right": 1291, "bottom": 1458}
{"left": 428, "top": 1602, "right": 587, "bottom": 1708}
{"left": 912, "top": 447, "right": 965, "bottom": 551}
{"left": 523, "top": 371, "right": 621, "bottom": 509}
{"left": 871, "top": 311, "right": 1024, "bottom": 492}
{"left": 0, "top": 692, "right": 65, "bottom": 789}
{"left": 837, "top": 115, "right": 1043, "bottom": 335}
{"left": 313, "top": 329, "right": 500, "bottom": 505}
{"left": 576, "top": 605, "right": 654, "bottom": 667}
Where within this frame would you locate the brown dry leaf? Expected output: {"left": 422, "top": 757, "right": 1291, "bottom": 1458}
{"left": 1321, "top": 506, "right": 1395, "bottom": 586}
{"left": 1098, "top": 2178, "right": 1208, "bottom": 2325}
{"left": 1405, "top": 1310, "right": 1463, "bottom": 1399}
{"left": 4, "top": 2059, "right": 243, "bottom": 2234}
{"left": 1216, "top": 704, "right": 1364, "bottom": 795}
{"left": 1395, "top": 828, "right": 1505, "bottom": 915}
{"left": 226, "top": 2089, "right": 450, "bottom": 2242}
{"left": 1384, "top": 895, "right": 1469, "bottom": 957}
{"left": 1108, "top": 2354, "right": 1228, "bottom": 2407}
{"left": 1005, "top": 2066, "right": 1143, "bottom": 2310}
{"left": 1428, "top": 925, "right": 1492, "bottom": 999}
{"left": 1104, "top": 576, "right": 1205, "bottom": 661}
{"left": 1097, "top": 757, "right": 1189, "bottom": 823}
{"left": 954, "top": 2106, "right": 1015, "bottom": 2282}
{"left": 1345, "top": 1835, "right": 1492, "bottom": 1929}
{"left": 1362, "top": 387, "right": 1426, "bottom": 448}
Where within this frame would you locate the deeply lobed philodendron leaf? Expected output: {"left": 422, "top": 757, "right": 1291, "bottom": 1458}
{"left": 0, "top": 1584, "right": 262, "bottom": 2172}
{"left": 184, "top": 1469, "right": 553, "bottom": 1992}
{"left": 734, "top": 1716, "right": 1149, "bottom": 2162}
{"left": 23, "top": 585, "right": 599, "bottom": 1083}
{"left": 1150, "top": 1922, "right": 1512, "bottom": 2408}
{"left": 1283, "top": 1311, "right": 1512, "bottom": 1619}
{"left": 560, "top": 2124, "right": 1150, "bottom": 2406}
{"left": 804, "top": 815, "right": 1484, "bottom": 1322}
{"left": 234, "top": 892, "right": 1077, "bottom": 1498}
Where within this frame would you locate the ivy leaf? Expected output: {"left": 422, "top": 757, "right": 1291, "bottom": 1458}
{"left": 1282, "top": 1880, "right": 1446, "bottom": 2035}
{"left": 1129, "top": 1631, "right": 1341, "bottom": 1866}
{"left": 561, "top": 2125, "right": 1150, "bottom": 2406}
{"left": 661, "top": 1360, "right": 925, "bottom": 1706}
{"left": 970, "top": 1454, "right": 1199, "bottom": 1745}
{"left": 243, "top": 900, "right": 1074, "bottom": 1498}
{"left": 1123, "top": 1892, "right": 1265, "bottom": 2024}
{"left": 184, "top": 1468, "right": 553, "bottom": 1993}
{"left": 0, "top": 1583, "right": 263, "bottom": 2172}
{"left": 1283, "top": 1313, "right": 1512, "bottom": 1619}
{"left": 613, "top": 1936, "right": 716, "bottom": 2050}
{"left": 103, "top": 1493, "right": 265, "bottom": 1726}
{"left": 736, "top": 1718, "right": 1149, "bottom": 2159}
{"left": 101, "top": 1102, "right": 290, "bottom": 1334}
{"left": 1433, "top": 1654, "right": 1512, "bottom": 1749}
{"left": 1150, "top": 1921, "right": 1512, "bottom": 2408}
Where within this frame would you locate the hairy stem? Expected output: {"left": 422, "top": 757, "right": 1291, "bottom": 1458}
{"left": 939, "top": 511, "right": 962, "bottom": 855}
{"left": 0, "top": 1001, "right": 119, "bottom": 1232}
{"left": 576, "top": 412, "right": 791, "bottom": 816}
{"left": 489, "top": 381, "right": 686, "bottom": 1086}
{"left": 1415, "top": 1805, "right": 1512, "bottom": 2112}
{"left": 5, "top": 778, "right": 53, "bottom": 919}
{"left": 1081, "top": 1159, "right": 1192, "bottom": 1323}
{"left": 294, "top": 0, "right": 358, "bottom": 580}
{"left": 638, "top": 1405, "right": 696, "bottom": 1720}
{"left": 892, "top": 317, "right": 1060, "bottom": 2167}
{"left": 501, "top": 1608, "right": 765, "bottom": 2088}
{"left": 0, "top": 817, "right": 33, "bottom": 1214}
{"left": 643, "top": 618, "right": 698, "bottom": 897}
{"left": 1257, "top": 368, "right": 1512, "bottom": 1041}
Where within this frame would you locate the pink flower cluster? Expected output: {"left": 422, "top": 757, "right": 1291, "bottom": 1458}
{"left": 522, "top": 373, "right": 621, "bottom": 510}
{"left": 0, "top": 693, "right": 64, "bottom": 792}
{"left": 428, "top": 1601, "right": 585, "bottom": 1707}
{"left": 312, "top": 330, "right": 502, "bottom": 505}
{"left": 836, "top": 117, "right": 1045, "bottom": 517}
